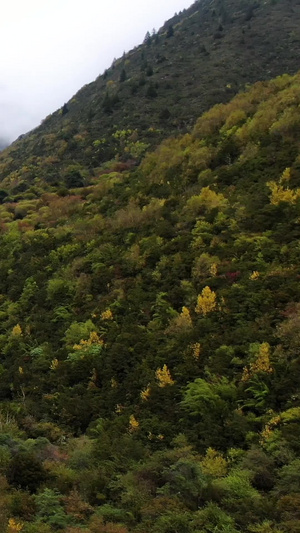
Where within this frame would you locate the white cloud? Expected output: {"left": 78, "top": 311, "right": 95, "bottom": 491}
{"left": 0, "top": 0, "right": 191, "bottom": 142}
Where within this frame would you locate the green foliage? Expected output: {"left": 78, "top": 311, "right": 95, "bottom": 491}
{"left": 214, "top": 469, "right": 261, "bottom": 504}
{"left": 192, "top": 502, "right": 240, "bottom": 532}
{"left": 64, "top": 320, "right": 96, "bottom": 349}
{"left": 182, "top": 378, "right": 237, "bottom": 418}
{"left": 152, "top": 512, "right": 192, "bottom": 533}
{"left": 35, "top": 488, "right": 69, "bottom": 529}
{"left": 47, "top": 277, "right": 74, "bottom": 304}
{"left": 0, "top": 446, "right": 11, "bottom": 473}
{"left": 7, "top": 452, "right": 46, "bottom": 493}
{"left": 158, "top": 457, "right": 208, "bottom": 509}
{"left": 275, "top": 459, "right": 300, "bottom": 495}
{"left": 185, "top": 187, "right": 228, "bottom": 215}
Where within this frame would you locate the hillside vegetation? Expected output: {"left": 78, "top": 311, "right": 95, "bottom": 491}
{"left": 0, "top": 70, "right": 299, "bottom": 531}
{"left": 1, "top": 0, "right": 300, "bottom": 197}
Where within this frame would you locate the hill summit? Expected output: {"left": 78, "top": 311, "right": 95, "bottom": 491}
{"left": 1, "top": 0, "right": 300, "bottom": 197}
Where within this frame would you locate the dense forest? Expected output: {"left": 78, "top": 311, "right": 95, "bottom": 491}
{"left": 0, "top": 1, "right": 300, "bottom": 532}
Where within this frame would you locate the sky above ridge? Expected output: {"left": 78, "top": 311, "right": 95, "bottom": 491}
{"left": 0, "top": 0, "right": 192, "bottom": 144}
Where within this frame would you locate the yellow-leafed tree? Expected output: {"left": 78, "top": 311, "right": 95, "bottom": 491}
{"left": 129, "top": 415, "right": 139, "bottom": 432}
{"left": 201, "top": 447, "right": 227, "bottom": 477}
{"left": 242, "top": 342, "right": 273, "bottom": 382}
{"left": 7, "top": 518, "right": 23, "bottom": 533}
{"left": 156, "top": 364, "right": 175, "bottom": 387}
{"left": 11, "top": 324, "right": 22, "bottom": 337}
{"left": 195, "top": 286, "right": 217, "bottom": 315}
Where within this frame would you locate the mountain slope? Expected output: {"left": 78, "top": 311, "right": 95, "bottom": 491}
{"left": 0, "top": 72, "right": 299, "bottom": 531}
{"left": 1, "top": 0, "right": 300, "bottom": 196}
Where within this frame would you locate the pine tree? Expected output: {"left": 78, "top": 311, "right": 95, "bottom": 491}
{"left": 120, "top": 69, "right": 127, "bottom": 83}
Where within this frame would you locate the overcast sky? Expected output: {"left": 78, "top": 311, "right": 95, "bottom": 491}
{"left": 0, "top": 0, "right": 192, "bottom": 144}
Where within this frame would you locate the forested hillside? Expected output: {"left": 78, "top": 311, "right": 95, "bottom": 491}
{"left": 0, "top": 70, "right": 299, "bottom": 532}
{"left": 1, "top": 0, "right": 300, "bottom": 531}
{"left": 1, "top": 0, "right": 300, "bottom": 198}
